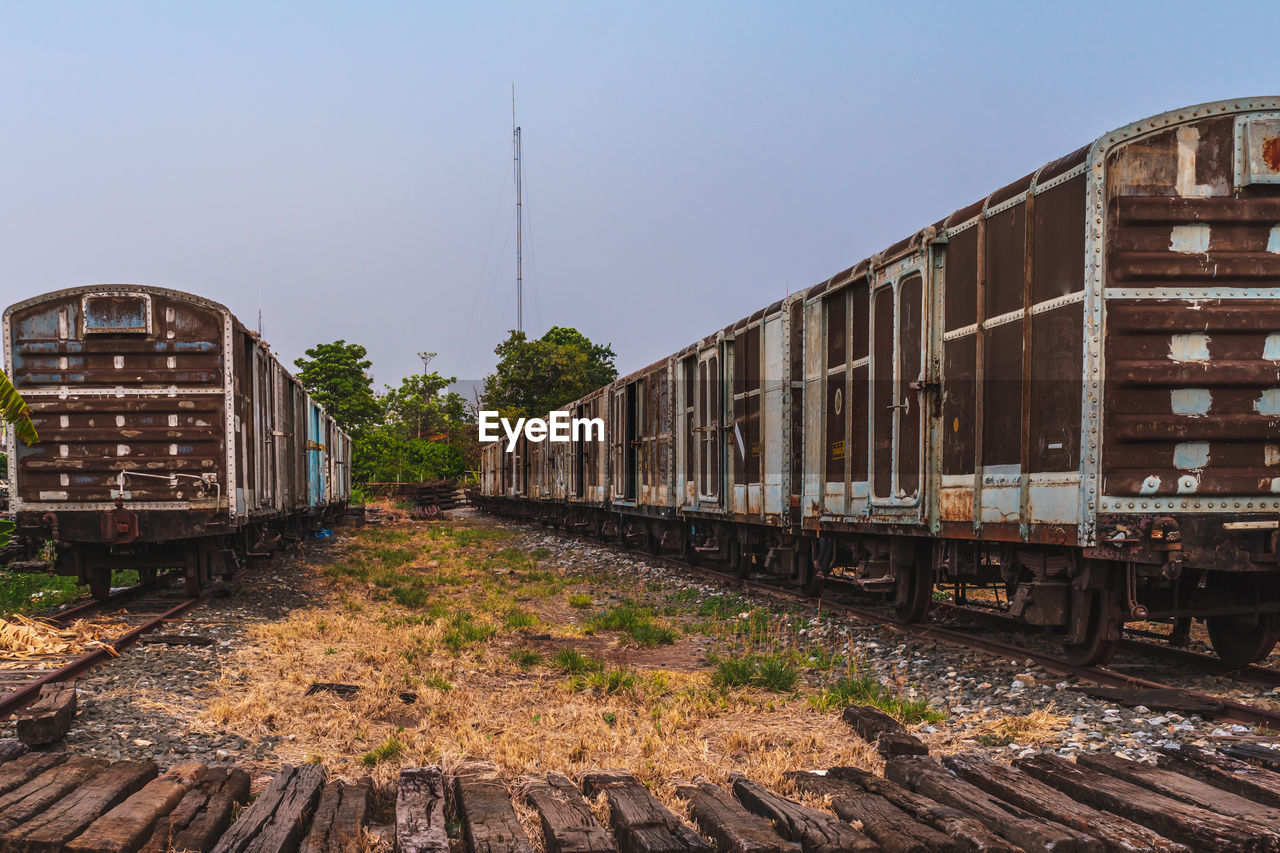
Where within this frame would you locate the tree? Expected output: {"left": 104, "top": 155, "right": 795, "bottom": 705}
{"left": 353, "top": 425, "right": 467, "bottom": 484}
{"left": 294, "top": 341, "right": 383, "bottom": 436}
{"left": 384, "top": 371, "right": 470, "bottom": 442}
{"left": 481, "top": 326, "right": 617, "bottom": 420}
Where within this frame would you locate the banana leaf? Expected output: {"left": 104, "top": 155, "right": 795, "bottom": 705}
{"left": 0, "top": 371, "right": 37, "bottom": 446}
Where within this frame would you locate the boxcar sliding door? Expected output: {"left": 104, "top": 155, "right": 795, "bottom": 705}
{"left": 870, "top": 264, "right": 928, "bottom": 518}
{"left": 695, "top": 346, "right": 723, "bottom": 506}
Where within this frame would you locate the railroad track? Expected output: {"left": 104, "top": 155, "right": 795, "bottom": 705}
{"left": 515, "top": 519, "right": 1280, "bottom": 730}
{"left": 934, "top": 600, "right": 1280, "bottom": 690}
{"left": 0, "top": 575, "right": 203, "bottom": 719}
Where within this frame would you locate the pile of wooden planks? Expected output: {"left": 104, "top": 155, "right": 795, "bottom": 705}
{"left": 8, "top": 735, "right": 1280, "bottom": 852}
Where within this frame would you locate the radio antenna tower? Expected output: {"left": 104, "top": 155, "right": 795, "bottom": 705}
{"left": 512, "top": 84, "right": 523, "bottom": 336}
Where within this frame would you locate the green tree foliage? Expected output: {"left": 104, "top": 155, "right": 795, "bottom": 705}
{"left": 294, "top": 341, "right": 383, "bottom": 436}
{"left": 481, "top": 326, "right": 617, "bottom": 419}
{"left": 357, "top": 366, "right": 476, "bottom": 483}
{"left": 353, "top": 426, "right": 467, "bottom": 484}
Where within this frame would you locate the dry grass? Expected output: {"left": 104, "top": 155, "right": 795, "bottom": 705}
{"left": 928, "top": 704, "right": 1071, "bottom": 753}
{"left": 0, "top": 614, "right": 128, "bottom": 658}
{"left": 194, "top": 518, "right": 883, "bottom": 812}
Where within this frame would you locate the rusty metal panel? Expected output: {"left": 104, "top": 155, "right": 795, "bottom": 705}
{"left": 1100, "top": 109, "right": 1280, "bottom": 509}
{"left": 789, "top": 299, "right": 804, "bottom": 504}
{"left": 984, "top": 205, "right": 1027, "bottom": 318}
{"left": 823, "top": 291, "right": 846, "bottom": 486}
{"left": 942, "top": 337, "right": 976, "bottom": 475}
{"left": 802, "top": 299, "right": 823, "bottom": 517}
{"left": 1103, "top": 299, "right": 1280, "bottom": 497}
{"left": 945, "top": 225, "right": 979, "bottom": 331}
{"left": 1031, "top": 176, "right": 1086, "bottom": 303}
{"left": 981, "top": 321, "right": 1022, "bottom": 467}
{"left": 871, "top": 286, "right": 894, "bottom": 498}
{"left": 8, "top": 289, "right": 228, "bottom": 508}
{"left": 1028, "top": 305, "right": 1083, "bottom": 472}
{"left": 681, "top": 356, "right": 696, "bottom": 505}
{"left": 850, "top": 279, "right": 870, "bottom": 484}
{"left": 763, "top": 312, "right": 784, "bottom": 517}
{"left": 1236, "top": 115, "right": 1280, "bottom": 185}
{"left": 897, "top": 274, "right": 924, "bottom": 497}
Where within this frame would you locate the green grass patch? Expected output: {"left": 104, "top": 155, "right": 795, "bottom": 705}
{"left": 391, "top": 584, "right": 432, "bottom": 609}
{"left": 421, "top": 672, "right": 453, "bottom": 691}
{"left": 567, "top": 592, "right": 593, "bottom": 608}
{"left": 585, "top": 603, "right": 678, "bottom": 647}
{"left": 550, "top": 648, "right": 604, "bottom": 674}
{"left": 442, "top": 612, "right": 495, "bottom": 652}
{"left": 572, "top": 667, "right": 638, "bottom": 695}
{"left": 504, "top": 606, "right": 539, "bottom": 630}
{"left": 0, "top": 571, "right": 83, "bottom": 616}
{"left": 709, "top": 653, "right": 800, "bottom": 693}
{"left": 808, "top": 675, "right": 946, "bottom": 724}
{"left": 361, "top": 735, "right": 403, "bottom": 767}
{"left": 371, "top": 546, "right": 416, "bottom": 568}
{"left": 359, "top": 528, "right": 412, "bottom": 545}
{"left": 446, "top": 527, "right": 509, "bottom": 548}
{"left": 509, "top": 649, "right": 543, "bottom": 669}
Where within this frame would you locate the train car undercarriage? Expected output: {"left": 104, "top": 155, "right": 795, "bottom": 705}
{"left": 478, "top": 497, "right": 1280, "bottom": 670}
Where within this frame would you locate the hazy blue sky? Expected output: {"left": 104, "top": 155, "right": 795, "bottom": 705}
{"left": 0, "top": 2, "right": 1272, "bottom": 389}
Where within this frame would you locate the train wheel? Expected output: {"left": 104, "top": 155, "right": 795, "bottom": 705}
{"left": 87, "top": 568, "right": 111, "bottom": 601}
{"left": 183, "top": 545, "right": 201, "bottom": 597}
{"left": 735, "top": 544, "right": 753, "bottom": 580}
{"left": 892, "top": 557, "right": 932, "bottom": 623}
{"left": 796, "top": 545, "right": 817, "bottom": 594}
{"left": 1062, "top": 587, "right": 1120, "bottom": 666}
{"left": 1207, "top": 613, "right": 1280, "bottom": 668}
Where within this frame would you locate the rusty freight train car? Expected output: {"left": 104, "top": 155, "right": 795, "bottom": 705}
{"left": 477, "top": 97, "right": 1280, "bottom": 667}
{"left": 3, "top": 285, "right": 351, "bottom": 597}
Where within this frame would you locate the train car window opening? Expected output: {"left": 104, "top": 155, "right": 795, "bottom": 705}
{"left": 82, "top": 293, "right": 151, "bottom": 335}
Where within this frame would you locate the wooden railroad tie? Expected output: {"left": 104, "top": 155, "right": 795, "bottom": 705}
{"left": 14, "top": 683, "right": 77, "bottom": 747}
{"left": 839, "top": 705, "right": 928, "bottom": 757}
{"left": 523, "top": 772, "right": 616, "bottom": 853}
{"left": 673, "top": 777, "right": 799, "bottom": 853}
{"left": 1015, "top": 752, "right": 1279, "bottom": 852}
{"left": 396, "top": 766, "right": 449, "bottom": 853}
{"left": 941, "top": 753, "right": 1189, "bottom": 852}
{"left": 210, "top": 764, "right": 326, "bottom": 853}
{"left": 451, "top": 763, "right": 533, "bottom": 853}
{"left": 786, "top": 771, "right": 965, "bottom": 853}
{"left": 579, "top": 770, "right": 712, "bottom": 853}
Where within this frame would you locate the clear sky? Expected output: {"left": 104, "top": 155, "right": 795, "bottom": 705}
{"left": 0, "top": 1, "right": 1272, "bottom": 389}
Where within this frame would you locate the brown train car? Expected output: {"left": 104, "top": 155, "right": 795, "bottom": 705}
{"left": 475, "top": 98, "right": 1280, "bottom": 667}
{"left": 3, "top": 285, "right": 351, "bottom": 597}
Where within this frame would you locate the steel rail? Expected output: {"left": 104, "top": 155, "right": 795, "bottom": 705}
{"left": 931, "top": 599, "right": 1280, "bottom": 690}
{"left": 0, "top": 596, "right": 201, "bottom": 720}
{"left": 42, "top": 570, "right": 183, "bottom": 626}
